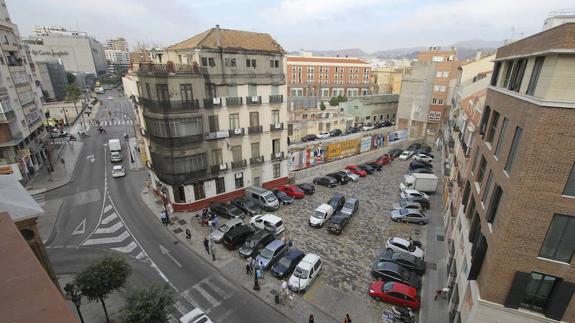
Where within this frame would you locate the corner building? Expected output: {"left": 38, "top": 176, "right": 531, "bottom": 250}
{"left": 447, "top": 23, "right": 575, "bottom": 322}
{"left": 137, "top": 27, "right": 289, "bottom": 211}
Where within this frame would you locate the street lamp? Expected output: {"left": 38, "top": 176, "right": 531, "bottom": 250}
{"left": 64, "top": 283, "right": 85, "bottom": 323}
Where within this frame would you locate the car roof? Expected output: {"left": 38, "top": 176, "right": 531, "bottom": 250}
{"left": 316, "top": 204, "right": 334, "bottom": 212}
{"left": 264, "top": 239, "right": 285, "bottom": 250}
{"left": 376, "top": 261, "right": 402, "bottom": 272}
{"left": 254, "top": 213, "right": 282, "bottom": 223}
{"left": 390, "top": 282, "right": 417, "bottom": 298}
{"left": 391, "top": 237, "right": 410, "bottom": 247}
{"left": 226, "top": 225, "right": 253, "bottom": 237}
{"left": 345, "top": 197, "right": 358, "bottom": 204}
{"left": 298, "top": 253, "right": 320, "bottom": 269}
{"left": 112, "top": 165, "right": 123, "bottom": 170}
{"left": 285, "top": 249, "right": 304, "bottom": 259}
{"left": 331, "top": 214, "right": 348, "bottom": 223}
{"left": 226, "top": 218, "right": 244, "bottom": 226}
{"left": 250, "top": 228, "right": 272, "bottom": 239}
{"left": 403, "top": 189, "right": 422, "bottom": 195}
{"left": 329, "top": 194, "right": 344, "bottom": 200}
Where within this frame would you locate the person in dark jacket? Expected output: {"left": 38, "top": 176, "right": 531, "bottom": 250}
{"left": 203, "top": 237, "right": 210, "bottom": 254}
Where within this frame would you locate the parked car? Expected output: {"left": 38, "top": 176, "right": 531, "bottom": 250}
{"left": 386, "top": 237, "right": 424, "bottom": 259}
{"left": 313, "top": 176, "right": 338, "bottom": 187}
{"left": 417, "top": 145, "right": 432, "bottom": 154}
{"left": 317, "top": 131, "right": 331, "bottom": 139}
{"left": 250, "top": 214, "right": 286, "bottom": 236}
{"left": 327, "top": 213, "right": 350, "bottom": 235}
{"left": 399, "top": 151, "right": 414, "bottom": 160}
{"left": 209, "top": 218, "right": 244, "bottom": 243}
{"left": 50, "top": 129, "right": 68, "bottom": 138}
{"left": 341, "top": 169, "right": 360, "bottom": 182}
{"left": 413, "top": 153, "right": 433, "bottom": 163}
{"left": 376, "top": 154, "right": 392, "bottom": 165}
{"left": 277, "top": 185, "right": 305, "bottom": 199}
{"left": 297, "top": 183, "right": 315, "bottom": 194}
{"left": 340, "top": 197, "right": 359, "bottom": 217}
{"left": 179, "top": 308, "right": 214, "bottom": 323}
{"left": 407, "top": 143, "right": 422, "bottom": 151}
{"left": 288, "top": 254, "right": 322, "bottom": 293}
{"left": 223, "top": 225, "right": 255, "bottom": 250}
{"left": 366, "top": 162, "right": 383, "bottom": 171}
{"left": 301, "top": 134, "right": 318, "bottom": 142}
{"left": 371, "top": 261, "right": 422, "bottom": 289}
{"left": 388, "top": 148, "right": 403, "bottom": 158}
{"left": 330, "top": 129, "right": 342, "bottom": 137}
{"left": 379, "top": 249, "right": 426, "bottom": 275}
{"left": 310, "top": 204, "right": 334, "bottom": 228}
{"left": 345, "top": 165, "right": 367, "bottom": 177}
{"left": 210, "top": 203, "right": 246, "bottom": 219}
{"left": 358, "top": 164, "right": 375, "bottom": 174}
{"left": 255, "top": 239, "right": 288, "bottom": 270}
{"left": 368, "top": 281, "right": 421, "bottom": 310}
{"left": 382, "top": 120, "right": 393, "bottom": 127}
{"left": 107, "top": 96, "right": 114, "bottom": 100}
{"left": 393, "top": 200, "right": 424, "bottom": 211}
{"left": 416, "top": 149, "right": 434, "bottom": 158}
{"left": 327, "top": 194, "right": 346, "bottom": 212}
{"left": 391, "top": 209, "right": 428, "bottom": 225}
{"left": 326, "top": 172, "right": 349, "bottom": 185}
{"left": 410, "top": 168, "right": 434, "bottom": 175}
{"left": 346, "top": 127, "right": 360, "bottom": 134}
{"left": 245, "top": 186, "right": 280, "bottom": 211}
{"left": 273, "top": 190, "right": 294, "bottom": 205}
{"left": 271, "top": 249, "right": 306, "bottom": 279}
{"left": 400, "top": 197, "right": 430, "bottom": 210}
{"left": 410, "top": 159, "right": 432, "bottom": 169}
{"left": 112, "top": 165, "right": 125, "bottom": 178}
{"left": 362, "top": 123, "right": 375, "bottom": 131}
{"left": 400, "top": 188, "right": 430, "bottom": 201}
{"left": 231, "top": 197, "right": 263, "bottom": 216}
{"left": 238, "top": 229, "right": 275, "bottom": 257}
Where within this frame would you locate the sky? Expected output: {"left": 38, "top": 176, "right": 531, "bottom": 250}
{"left": 7, "top": 0, "right": 575, "bottom": 52}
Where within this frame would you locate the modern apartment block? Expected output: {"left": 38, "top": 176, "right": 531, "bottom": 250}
{"left": 106, "top": 37, "right": 128, "bottom": 51}
{"left": 0, "top": 0, "right": 49, "bottom": 184}
{"left": 137, "top": 27, "right": 289, "bottom": 211}
{"left": 445, "top": 23, "right": 575, "bottom": 323}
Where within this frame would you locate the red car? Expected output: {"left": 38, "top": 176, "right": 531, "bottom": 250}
{"left": 376, "top": 154, "right": 392, "bottom": 165}
{"left": 277, "top": 185, "right": 305, "bottom": 199}
{"left": 368, "top": 281, "right": 420, "bottom": 310}
{"left": 345, "top": 165, "right": 367, "bottom": 177}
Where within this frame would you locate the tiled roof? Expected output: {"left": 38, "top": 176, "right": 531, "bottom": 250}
{"left": 347, "top": 94, "right": 400, "bottom": 105}
{"left": 287, "top": 56, "right": 369, "bottom": 65}
{"left": 167, "top": 28, "right": 284, "bottom": 53}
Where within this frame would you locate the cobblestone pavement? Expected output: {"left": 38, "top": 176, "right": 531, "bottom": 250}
{"left": 273, "top": 156, "right": 435, "bottom": 306}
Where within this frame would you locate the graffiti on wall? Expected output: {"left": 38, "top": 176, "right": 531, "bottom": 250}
{"left": 388, "top": 128, "right": 409, "bottom": 143}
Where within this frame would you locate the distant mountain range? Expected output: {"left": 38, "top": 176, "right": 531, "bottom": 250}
{"left": 288, "top": 39, "right": 503, "bottom": 60}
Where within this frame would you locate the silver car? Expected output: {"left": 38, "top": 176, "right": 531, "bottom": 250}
{"left": 390, "top": 209, "right": 428, "bottom": 225}
{"left": 209, "top": 218, "right": 243, "bottom": 243}
{"left": 341, "top": 169, "right": 360, "bottom": 182}
{"left": 340, "top": 197, "right": 359, "bottom": 217}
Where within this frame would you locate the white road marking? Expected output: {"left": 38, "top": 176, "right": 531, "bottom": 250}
{"left": 159, "top": 244, "right": 182, "bottom": 267}
{"left": 72, "top": 219, "right": 86, "bottom": 235}
{"left": 111, "top": 241, "right": 137, "bottom": 253}
{"left": 103, "top": 205, "right": 113, "bottom": 213}
{"left": 192, "top": 285, "right": 221, "bottom": 308}
{"left": 101, "top": 212, "right": 118, "bottom": 225}
{"left": 135, "top": 251, "right": 146, "bottom": 261}
{"left": 86, "top": 154, "right": 95, "bottom": 163}
{"left": 181, "top": 289, "right": 202, "bottom": 311}
{"left": 94, "top": 221, "right": 123, "bottom": 234}
{"left": 83, "top": 231, "right": 129, "bottom": 245}
{"left": 204, "top": 278, "right": 229, "bottom": 300}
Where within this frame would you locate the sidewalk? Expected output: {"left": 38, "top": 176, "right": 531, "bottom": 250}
{"left": 127, "top": 137, "right": 144, "bottom": 170}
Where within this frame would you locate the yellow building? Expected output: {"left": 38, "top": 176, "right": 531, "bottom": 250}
{"left": 372, "top": 67, "right": 408, "bottom": 94}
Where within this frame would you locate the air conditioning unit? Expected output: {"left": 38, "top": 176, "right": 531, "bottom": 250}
{"left": 274, "top": 152, "right": 282, "bottom": 158}
{"left": 219, "top": 163, "right": 227, "bottom": 170}
{"left": 251, "top": 96, "right": 259, "bottom": 102}
{"left": 234, "top": 128, "right": 242, "bottom": 135}
{"left": 212, "top": 97, "right": 221, "bottom": 104}
{"left": 275, "top": 123, "right": 281, "bottom": 129}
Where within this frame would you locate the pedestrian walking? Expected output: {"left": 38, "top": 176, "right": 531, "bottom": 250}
{"left": 160, "top": 210, "right": 168, "bottom": 226}
{"left": 203, "top": 237, "right": 210, "bottom": 255}
{"left": 309, "top": 314, "right": 315, "bottom": 323}
{"left": 258, "top": 261, "right": 265, "bottom": 279}
{"left": 344, "top": 313, "right": 352, "bottom": 323}
{"left": 280, "top": 280, "right": 288, "bottom": 305}
{"left": 245, "top": 257, "right": 252, "bottom": 275}
{"left": 210, "top": 239, "right": 216, "bottom": 261}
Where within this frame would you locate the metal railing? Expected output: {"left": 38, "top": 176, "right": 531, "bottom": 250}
{"left": 226, "top": 97, "right": 243, "bottom": 107}
{"left": 231, "top": 159, "right": 247, "bottom": 169}
{"left": 270, "top": 122, "right": 284, "bottom": 131}
{"left": 248, "top": 125, "right": 263, "bottom": 134}
{"left": 246, "top": 96, "right": 262, "bottom": 105}
{"left": 269, "top": 95, "right": 283, "bottom": 103}
{"left": 149, "top": 134, "right": 203, "bottom": 147}
{"left": 250, "top": 155, "right": 264, "bottom": 166}
{"left": 228, "top": 128, "right": 245, "bottom": 137}
{"left": 204, "top": 98, "right": 223, "bottom": 108}
{"left": 210, "top": 163, "right": 228, "bottom": 175}
{"left": 140, "top": 97, "right": 200, "bottom": 113}
{"left": 271, "top": 151, "right": 284, "bottom": 161}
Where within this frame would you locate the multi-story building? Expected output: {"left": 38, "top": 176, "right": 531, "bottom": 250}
{"left": 106, "top": 37, "right": 128, "bottom": 51}
{"left": 105, "top": 50, "right": 130, "bottom": 66}
{"left": 372, "top": 66, "right": 407, "bottom": 94}
{"left": 445, "top": 23, "right": 575, "bottom": 323}
{"left": 339, "top": 94, "right": 399, "bottom": 125}
{"left": 137, "top": 26, "right": 289, "bottom": 210}
{"left": 36, "top": 61, "right": 68, "bottom": 101}
{"left": 0, "top": 0, "right": 49, "bottom": 184}
{"left": 289, "top": 108, "right": 355, "bottom": 142}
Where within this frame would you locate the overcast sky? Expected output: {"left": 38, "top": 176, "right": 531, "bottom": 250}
{"left": 7, "top": 0, "right": 574, "bottom": 52}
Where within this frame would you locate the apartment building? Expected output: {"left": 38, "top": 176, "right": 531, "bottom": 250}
{"left": 339, "top": 94, "right": 399, "bottom": 124}
{"left": 372, "top": 66, "right": 407, "bottom": 94}
{"left": 445, "top": 23, "right": 575, "bottom": 322}
{"left": 137, "top": 27, "right": 289, "bottom": 211}
{"left": 0, "top": 0, "right": 49, "bottom": 184}
{"left": 106, "top": 37, "right": 128, "bottom": 51}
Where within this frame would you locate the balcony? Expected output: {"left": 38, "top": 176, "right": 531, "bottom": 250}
{"left": 250, "top": 155, "right": 264, "bottom": 166}
{"left": 138, "top": 63, "right": 201, "bottom": 75}
{"left": 248, "top": 125, "right": 263, "bottom": 134}
{"left": 0, "top": 110, "right": 15, "bottom": 123}
{"left": 271, "top": 151, "right": 284, "bottom": 161}
{"left": 204, "top": 98, "right": 222, "bottom": 109}
{"left": 210, "top": 163, "right": 228, "bottom": 175}
{"left": 205, "top": 130, "right": 229, "bottom": 141}
{"left": 231, "top": 159, "right": 247, "bottom": 170}
{"left": 458, "top": 132, "right": 471, "bottom": 157}
{"left": 228, "top": 128, "right": 245, "bottom": 137}
{"left": 149, "top": 134, "right": 203, "bottom": 147}
{"left": 226, "top": 97, "right": 243, "bottom": 107}
{"left": 140, "top": 97, "right": 200, "bottom": 114}
{"left": 269, "top": 95, "right": 283, "bottom": 103}
{"left": 246, "top": 96, "right": 262, "bottom": 105}
{"left": 270, "top": 123, "right": 284, "bottom": 132}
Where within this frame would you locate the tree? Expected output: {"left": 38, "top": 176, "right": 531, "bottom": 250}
{"left": 328, "top": 95, "right": 347, "bottom": 107}
{"left": 120, "top": 284, "right": 174, "bottom": 323}
{"left": 66, "top": 72, "right": 76, "bottom": 85}
{"left": 64, "top": 282, "right": 85, "bottom": 323}
{"left": 41, "top": 90, "right": 50, "bottom": 102}
{"left": 74, "top": 256, "right": 131, "bottom": 323}
{"left": 320, "top": 101, "right": 326, "bottom": 110}
{"left": 65, "top": 85, "right": 84, "bottom": 127}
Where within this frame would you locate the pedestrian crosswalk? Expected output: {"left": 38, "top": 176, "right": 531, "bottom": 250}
{"left": 98, "top": 118, "right": 133, "bottom": 127}
{"left": 32, "top": 191, "right": 46, "bottom": 207}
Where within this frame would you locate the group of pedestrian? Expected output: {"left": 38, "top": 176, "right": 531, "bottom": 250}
{"left": 160, "top": 208, "right": 170, "bottom": 226}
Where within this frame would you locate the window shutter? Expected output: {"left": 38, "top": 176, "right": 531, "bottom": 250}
{"left": 504, "top": 272, "right": 531, "bottom": 309}
{"left": 467, "top": 235, "right": 487, "bottom": 280}
{"left": 544, "top": 280, "right": 575, "bottom": 320}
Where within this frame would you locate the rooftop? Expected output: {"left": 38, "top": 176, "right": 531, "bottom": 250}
{"left": 0, "top": 176, "right": 44, "bottom": 222}
{"left": 287, "top": 56, "right": 369, "bottom": 65}
{"left": 345, "top": 94, "right": 400, "bottom": 105}
{"left": 495, "top": 22, "right": 575, "bottom": 60}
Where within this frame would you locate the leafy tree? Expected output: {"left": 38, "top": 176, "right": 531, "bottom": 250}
{"left": 41, "top": 90, "right": 50, "bottom": 101}
{"left": 66, "top": 72, "right": 76, "bottom": 84}
{"left": 320, "top": 101, "right": 326, "bottom": 110}
{"left": 65, "top": 85, "right": 81, "bottom": 103}
{"left": 75, "top": 256, "right": 131, "bottom": 323}
{"left": 120, "top": 284, "right": 175, "bottom": 323}
{"left": 328, "top": 95, "right": 347, "bottom": 107}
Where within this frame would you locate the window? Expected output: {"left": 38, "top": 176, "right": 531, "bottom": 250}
{"left": 476, "top": 156, "right": 486, "bottom": 184}
{"left": 321, "top": 88, "right": 330, "bottom": 97}
{"left": 491, "top": 62, "right": 502, "bottom": 86}
{"left": 563, "top": 162, "right": 575, "bottom": 196}
{"left": 272, "top": 139, "right": 280, "bottom": 154}
{"left": 271, "top": 85, "right": 279, "bottom": 95}
{"left": 224, "top": 58, "right": 236, "bottom": 67}
{"left": 235, "top": 172, "right": 244, "bottom": 188}
{"left": 487, "top": 185, "right": 503, "bottom": 223}
{"left": 436, "top": 71, "right": 442, "bottom": 78}
{"left": 432, "top": 98, "right": 438, "bottom": 104}
{"left": 508, "top": 59, "right": 527, "bottom": 92}
{"left": 482, "top": 170, "right": 493, "bottom": 202}
{"left": 502, "top": 61, "right": 514, "bottom": 88}
{"left": 272, "top": 110, "right": 280, "bottom": 125}
{"left": 270, "top": 59, "right": 279, "bottom": 68}
{"left": 443, "top": 71, "right": 449, "bottom": 77}
{"left": 462, "top": 181, "right": 471, "bottom": 212}
{"left": 145, "top": 83, "right": 151, "bottom": 98}
{"left": 495, "top": 117, "right": 508, "bottom": 157}
{"left": 229, "top": 113, "right": 239, "bottom": 129}
{"left": 180, "top": 84, "right": 193, "bottom": 101}
{"left": 193, "top": 182, "right": 205, "bottom": 200}
{"left": 527, "top": 57, "right": 545, "bottom": 96}
{"left": 249, "top": 112, "right": 259, "bottom": 127}
{"left": 208, "top": 58, "right": 215, "bottom": 67}
{"left": 246, "top": 59, "right": 256, "bottom": 68}
{"left": 211, "top": 149, "right": 223, "bottom": 165}
{"left": 208, "top": 115, "right": 219, "bottom": 132}
{"left": 251, "top": 142, "right": 260, "bottom": 158}
{"left": 156, "top": 84, "right": 169, "bottom": 102}
{"left": 248, "top": 84, "right": 257, "bottom": 97}
{"left": 205, "top": 83, "right": 216, "bottom": 98}
{"left": 485, "top": 111, "right": 500, "bottom": 144}
{"left": 273, "top": 163, "right": 281, "bottom": 178}
{"left": 215, "top": 177, "right": 225, "bottom": 194}
{"left": 291, "top": 88, "right": 303, "bottom": 96}
{"left": 521, "top": 272, "right": 559, "bottom": 313}
{"left": 432, "top": 56, "right": 444, "bottom": 62}
{"left": 201, "top": 57, "right": 208, "bottom": 67}
{"left": 231, "top": 145, "right": 242, "bottom": 162}
{"left": 228, "top": 85, "right": 238, "bottom": 97}
{"left": 434, "top": 85, "right": 440, "bottom": 92}
{"left": 479, "top": 106, "right": 491, "bottom": 137}
{"left": 504, "top": 127, "right": 522, "bottom": 174}
{"left": 539, "top": 214, "right": 575, "bottom": 263}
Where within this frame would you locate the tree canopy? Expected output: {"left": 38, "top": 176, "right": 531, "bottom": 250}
{"left": 65, "top": 85, "right": 81, "bottom": 103}
{"left": 120, "top": 284, "right": 175, "bottom": 323}
{"left": 328, "top": 95, "right": 347, "bottom": 107}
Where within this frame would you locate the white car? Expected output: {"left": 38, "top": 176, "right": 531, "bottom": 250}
{"left": 317, "top": 131, "right": 330, "bottom": 139}
{"left": 107, "top": 96, "right": 114, "bottom": 100}
{"left": 362, "top": 123, "right": 375, "bottom": 131}
{"left": 400, "top": 188, "right": 430, "bottom": 200}
{"left": 180, "top": 308, "right": 213, "bottom": 323}
{"left": 111, "top": 165, "right": 125, "bottom": 178}
{"left": 341, "top": 169, "right": 360, "bottom": 182}
{"left": 386, "top": 237, "right": 424, "bottom": 259}
{"left": 413, "top": 153, "right": 433, "bottom": 163}
{"left": 398, "top": 151, "right": 414, "bottom": 160}
{"left": 309, "top": 204, "right": 334, "bottom": 228}
{"left": 288, "top": 253, "right": 322, "bottom": 293}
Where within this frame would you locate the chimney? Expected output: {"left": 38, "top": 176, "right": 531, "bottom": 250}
{"left": 215, "top": 24, "right": 221, "bottom": 48}
{"left": 475, "top": 50, "right": 482, "bottom": 61}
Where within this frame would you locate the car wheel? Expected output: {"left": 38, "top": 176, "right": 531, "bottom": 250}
{"left": 373, "top": 296, "right": 382, "bottom": 301}
{"left": 419, "top": 221, "right": 426, "bottom": 225}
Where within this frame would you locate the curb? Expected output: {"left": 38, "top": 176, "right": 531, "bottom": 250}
{"left": 44, "top": 199, "right": 65, "bottom": 246}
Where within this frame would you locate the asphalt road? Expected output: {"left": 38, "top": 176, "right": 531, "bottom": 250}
{"left": 46, "top": 90, "right": 290, "bottom": 322}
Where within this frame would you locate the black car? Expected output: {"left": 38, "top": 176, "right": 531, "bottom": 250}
{"left": 409, "top": 160, "right": 432, "bottom": 171}
{"left": 231, "top": 197, "right": 262, "bottom": 216}
{"left": 273, "top": 190, "right": 294, "bottom": 205}
{"left": 346, "top": 127, "right": 360, "bottom": 134}
{"left": 327, "top": 214, "right": 350, "bottom": 235}
{"left": 327, "top": 172, "right": 349, "bottom": 185}
{"left": 382, "top": 120, "right": 393, "bottom": 127}
{"left": 411, "top": 168, "right": 434, "bottom": 175}
{"left": 313, "top": 176, "right": 337, "bottom": 187}
{"left": 223, "top": 225, "right": 255, "bottom": 250}
{"left": 371, "top": 261, "right": 422, "bottom": 289}
{"left": 358, "top": 164, "right": 375, "bottom": 174}
{"left": 330, "top": 129, "right": 342, "bottom": 137}
{"left": 400, "top": 196, "right": 430, "bottom": 210}
{"left": 366, "top": 162, "right": 383, "bottom": 171}
{"left": 379, "top": 249, "right": 426, "bottom": 275}
{"left": 239, "top": 229, "right": 275, "bottom": 258}
{"left": 388, "top": 148, "right": 403, "bottom": 158}
{"left": 270, "top": 249, "right": 305, "bottom": 279}
{"left": 301, "top": 134, "right": 318, "bottom": 142}
{"left": 210, "top": 203, "right": 246, "bottom": 219}
{"left": 297, "top": 183, "right": 315, "bottom": 194}
{"left": 407, "top": 143, "right": 422, "bottom": 151}
{"left": 328, "top": 194, "right": 346, "bottom": 212}
{"left": 418, "top": 151, "right": 434, "bottom": 159}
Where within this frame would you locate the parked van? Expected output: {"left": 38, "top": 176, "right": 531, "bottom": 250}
{"left": 245, "top": 186, "right": 280, "bottom": 211}
{"left": 309, "top": 204, "right": 334, "bottom": 228}
{"left": 222, "top": 225, "right": 254, "bottom": 250}
{"left": 239, "top": 229, "right": 275, "bottom": 258}
{"left": 250, "top": 213, "right": 285, "bottom": 236}
{"left": 288, "top": 254, "right": 322, "bottom": 293}
{"left": 255, "top": 239, "right": 288, "bottom": 269}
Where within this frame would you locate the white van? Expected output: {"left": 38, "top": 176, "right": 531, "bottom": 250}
{"left": 250, "top": 214, "right": 285, "bottom": 236}
{"left": 245, "top": 186, "right": 280, "bottom": 211}
{"left": 179, "top": 308, "right": 213, "bottom": 323}
{"left": 309, "top": 204, "right": 334, "bottom": 228}
{"left": 288, "top": 254, "right": 322, "bottom": 293}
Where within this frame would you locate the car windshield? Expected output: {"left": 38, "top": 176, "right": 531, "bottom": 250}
{"left": 230, "top": 207, "right": 243, "bottom": 215}
{"left": 294, "top": 187, "right": 304, "bottom": 193}
{"left": 245, "top": 239, "right": 256, "bottom": 248}
{"left": 277, "top": 191, "right": 287, "bottom": 198}
{"left": 244, "top": 199, "right": 256, "bottom": 207}
{"left": 313, "top": 211, "right": 325, "bottom": 219}
{"left": 277, "top": 257, "right": 291, "bottom": 268}
{"left": 260, "top": 247, "right": 274, "bottom": 259}
{"left": 217, "top": 224, "right": 229, "bottom": 232}
{"left": 293, "top": 267, "right": 309, "bottom": 279}
{"left": 382, "top": 282, "right": 394, "bottom": 292}
{"left": 399, "top": 209, "right": 411, "bottom": 216}
{"left": 264, "top": 193, "right": 276, "bottom": 202}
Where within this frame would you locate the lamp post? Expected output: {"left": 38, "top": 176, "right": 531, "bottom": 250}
{"left": 64, "top": 283, "right": 85, "bottom": 323}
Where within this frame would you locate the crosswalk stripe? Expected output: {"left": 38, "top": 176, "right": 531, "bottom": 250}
{"left": 136, "top": 251, "right": 146, "bottom": 261}
{"left": 181, "top": 290, "right": 202, "bottom": 311}
{"left": 83, "top": 231, "right": 129, "bottom": 245}
{"left": 203, "top": 279, "right": 229, "bottom": 300}
{"left": 192, "top": 285, "right": 221, "bottom": 308}
{"left": 95, "top": 221, "right": 123, "bottom": 234}
{"left": 104, "top": 205, "right": 113, "bottom": 213}
{"left": 212, "top": 273, "right": 237, "bottom": 292}
{"left": 174, "top": 301, "right": 189, "bottom": 316}
{"left": 101, "top": 212, "right": 118, "bottom": 225}
{"left": 111, "top": 241, "right": 137, "bottom": 253}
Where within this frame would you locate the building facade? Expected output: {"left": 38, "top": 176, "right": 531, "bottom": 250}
{"left": 137, "top": 27, "right": 289, "bottom": 211}
{"left": 106, "top": 37, "right": 128, "bottom": 51}
{"left": 339, "top": 94, "right": 399, "bottom": 125}
{"left": 372, "top": 66, "right": 406, "bottom": 95}
{"left": 36, "top": 61, "right": 68, "bottom": 101}
{"left": 445, "top": 23, "right": 575, "bottom": 323}
{"left": 0, "top": 0, "right": 49, "bottom": 184}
